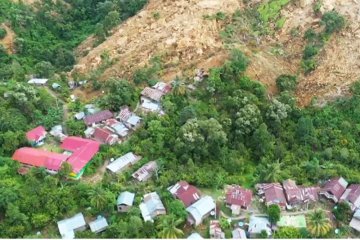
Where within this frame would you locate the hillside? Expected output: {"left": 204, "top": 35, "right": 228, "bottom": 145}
{"left": 74, "top": 0, "right": 360, "bottom": 106}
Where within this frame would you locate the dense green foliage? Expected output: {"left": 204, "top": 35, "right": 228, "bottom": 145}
{"left": 267, "top": 204, "right": 281, "bottom": 224}
{"left": 274, "top": 227, "right": 302, "bottom": 239}
{"left": 276, "top": 74, "right": 297, "bottom": 92}
{"left": 332, "top": 202, "right": 352, "bottom": 224}
{"left": 0, "top": 27, "right": 6, "bottom": 39}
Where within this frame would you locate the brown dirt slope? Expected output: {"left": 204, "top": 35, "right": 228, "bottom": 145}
{"left": 0, "top": 24, "right": 15, "bottom": 54}
{"left": 74, "top": 0, "right": 360, "bottom": 106}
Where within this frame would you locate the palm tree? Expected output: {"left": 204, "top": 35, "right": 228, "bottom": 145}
{"left": 87, "top": 186, "right": 108, "bottom": 211}
{"left": 307, "top": 209, "right": 332, "bottom": 237}
{"left": 172, "top": 77, "right": 186, "bottom": 96}
{"left": 261, "top": 159, "right": 283, "bottom": 182}
{"left": 157, "top": 215, "right": 184, "bottom": 239}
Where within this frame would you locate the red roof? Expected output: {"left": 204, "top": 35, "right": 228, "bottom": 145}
{"left": 170, "top": 181, "right": 201, "bottom": 207}
{"left": 84, "top": 110, "right": 113, "bottom": 125}
{"left": 322, "top": 177, "right": 348, "bottom": 201}
{"left": 26, "top": 126, "right": 46, "bottom": 141}
{"left": 93, "top": 127, "right": 117, "bottom": 144}
{"left": 226, "top": 185, "right": 253, "bottom": 208}
{"left": 118, "top": 106, "right": 132, "bottom": 122}
{"left": 341, "top": 184, "right": 360, "bottom": 205}
{"left": 283, "top": 179, "right": 320, "bottom": 205}
{"left": 257, "top": 183, "right": 287, "bottom": 207}
{"left": 61, "top": 137, "right": 100, "bottom": 173}
{"left": 12, "top": 147, "right": 68, "bottom": 171}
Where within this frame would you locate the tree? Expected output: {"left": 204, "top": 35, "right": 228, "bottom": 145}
{"left": 219, "top": 217, "right": 230, "bottom": 230}
{"left": 307, "top": 209, "right": 332, "bottom": 237}
{"left": 332, "top": 202, "right": 351, "bottom": 224}
{"left": 58, "top": 162, "right": 73, "bottom": 180}
{"left": 0, "top": 27, "right": 7, "bottom": 39}
{"left": 34, "top": 61, "right": 55, "bottom": 78}
{"left": 87, "top": 185, "right": 115, "bottom": 212}
{"left": 156, "top": 214, "right": 184, "bottom": 239}
{"left": 226, "top": 49, "right": 249, "bottom": 76}
{"left": 167, "top": 200, "right": 187, "bottom": 222}
{"left": 267, "top": 204, "right": 281, "bottom": 225}
{"left": 235, "top": 103, "right": 262, "bottom": 136}
{"left": 128, "top": 216, "right": 143, "bottom": 238}
{"left": 66, "top": 119, "right": 85, "bottom": 136}
{"left": 258, "top": 159, "right": 283, "bottom": 182}
{"left": 172, "top": 77, "right": 186, "bottom": 96}
{"left": 274, "top": 227, "right": 301, "bottom": 239}
{"left": 276, "top": 75, "right": 297, "bottom": 92}
{"left": 250, "top": 123, "right": 275, "bottom": 160}
{"left": 103, "top": 11, "right": 120, "bottom": 33}
{"left": 99, "top": 79, "right": 138, "bottom": 111}
{"left": 179, "top": 106, "right": 196, "bottom": 125}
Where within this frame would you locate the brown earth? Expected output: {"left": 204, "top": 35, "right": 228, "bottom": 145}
{"left": 0, "top": 24, "right": 15, "bottom": 54}
{"left": 73, "top": 0, "right": 360, "bottom": 106}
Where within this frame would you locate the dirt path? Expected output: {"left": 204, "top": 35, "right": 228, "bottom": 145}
{"left": 83, "top": 160, "right": 109, "bottom": 184}
{"left": 44, "top": 87, "right": 69, "bottom": 133}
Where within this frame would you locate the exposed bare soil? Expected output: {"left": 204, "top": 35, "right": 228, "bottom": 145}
{"left": 73, "top": 0, "right": 360, "bottom": 106}
{"left": 0, "top": 24, "right": 15, "bottom": 54}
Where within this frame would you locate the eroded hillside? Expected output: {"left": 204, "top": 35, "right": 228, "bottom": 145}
{"left": 74, "top": 0, "right": 360, "bottom": 106}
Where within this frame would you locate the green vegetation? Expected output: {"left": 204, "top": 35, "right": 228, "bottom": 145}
{"left": 0, "top": 27, "right": 6, "bottom": 39}
{"left": 307, "top": 209, "right": 332, "bottom": 237}
{"left": 267, "top": 204, "right": 281, "bottom": 225}
{"left": 274, "top": 227, "right": 302, "bottom": 239}
{"left": 332, "top": 202, "right": 352, "bottom": 224}
{"left": 301, "top": 11, "right": 345, "bottom": 74}
{"left": 276, "top": 74, "right": 297, "bottom": 92}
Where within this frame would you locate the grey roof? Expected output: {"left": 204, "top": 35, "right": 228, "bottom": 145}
{"left": 74, "top": 112, "right": 85, "bottom": 120}
{"left": 107, "top": 152, "right": 141, "bottom": 173}
{"left": 57, "top": 213, "right": 86, "bottom": 239}
{"left": 52, "top": 83, "right": 61, "bottom": 89}
{"left": 127, "top": 115, "right": 141, "bottom": 126}
{"left": 140, "top": 192, "right": 166, "bottom": 222}
{"left": 117, "top": 191, "right": 135, "bottom": 206}
{"left": 89, "top": 217, "right": 108, "bottom": 233}
{"left": 248, "top": 216, "right": 272, "bottom": 235}
{"left": 354, "top": 209, "right": 360, "bottom": 220}
{"left": 186, "top": 196, "right": 215, "bottom": 226}
{"left": 232, "top": 228, "right": 247, "bottom": 239}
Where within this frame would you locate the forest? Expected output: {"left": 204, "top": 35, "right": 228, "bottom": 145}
{"left": 1, "top": 0, "right": 360, "bottom": 238}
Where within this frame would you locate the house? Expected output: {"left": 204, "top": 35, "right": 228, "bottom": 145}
{"left": 89, "top": 216, "right": 108, "bottom": 233}
{"left": 277, "top": 215, "right": 307, "bottom": 229}
{"left": 248, "top": 216, "right": 272, "bottom": 238}
{"left": 187, "top": 233, "right": 203, "bottom": 239}
{"left": 93, "top": 127, "right": 119, "bottom": 145}
{"left": 350, "top": 209, "right": 360, "bottom": 233}
{"left": 117, "top": 191, "right": 135, "bottom": 212}
{"left": 141, "top": 87, "right": 164, "bottom": 102}
{"left": 209, "top": 220, "right": 225, "bottom": 239}
{"left": 186, "top": 196, "right": 215, "bottom": 226}
{"left": 225, "top": 185, "right": 253, "bottom": 215}
{"left": 282, "top": 179, "right": 320, "bottom": 209}
{"left": 168, "top": 181, "right": 201, "bottom": 207}
{"left": 140, "top": 97, "right": 162, "bottom": 113}
{"left": 105, "top": 119, "right": 129, "bottom": 138}
{"left": 50, "top": 125, "right": 67, "bottom": 142}
{"left": 319, "top": 177, "right": 348, "bottom": 203}
{"left": 153, "top": 82, "right": 172, "bottom": 94}
{"left": 232, "top": 228, "right": 247, "bottom": 239}
{"left": 12, "top": 147, "right": 68, "bottom": 173}
{"left": 60, "top": 137, "right": 100, "bottom": 179}
{"left": 118, "top": 107, "right": 142, "bottom": 129}
{"left": 340, "top": 184, "right": 360, "bottom": 211}
{"left": 256, "top": 183, "right": 287, "bottom": 209}
{"left": 28, "top": 78, "right": 48, "bottom": 85}
{"left": 84, "top": 104, "right": 100, "bottom": 115}
{"left": 26, "top": 126, "right": 47, "bottom": 146}
{"left": 57, "top": 213, "right": 86, "bottom": 239}
{"left": 132, "top": 161, "right": 158, "bottom": 182}
{"left": 74, "top": 112, "right": 85, "bottom": 120}
{"left": 139, "top": 192, "right": 166, "bottom": 222}
{"left": 107, "top": 152, "right": 141, "bottom": 174}
{"left": 84, "top": 110, "right": 113, "bottom": 126}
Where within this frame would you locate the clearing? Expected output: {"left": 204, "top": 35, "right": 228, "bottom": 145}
{"left": 73, "top": 0, "right": 360, "bottom": 106}
{"left": 0, "top": 24, "right": 15, "bottom": 54}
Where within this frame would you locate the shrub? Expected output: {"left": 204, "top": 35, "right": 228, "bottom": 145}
{"left": 301, "top": 59, "right": 317, "bottom": 74}
{"left": 321, "top": 11, "right": 345, "bottom": 34}
{"left": 0, "top": 27, "right": 7, "bottom": 39}
{"left": 303, "top": 44, "right": 320, "bottom": 60}
{"left": 304, "top": 28, "right": 317, "bottom": 41}
{"left": 276, "top": 74, "right": 297, "bottom": 92}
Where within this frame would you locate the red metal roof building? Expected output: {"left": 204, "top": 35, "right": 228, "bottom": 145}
{"left": 320, "top": 177, "right": 348, "bottom": 203}
{"left": 141, "top": 87, "right": 164, "bottom": 102}
{"left": 340, "top": 184, "right": 360, "bottom": 211}
{"left": 12, "top": 147, "right": 68, "bottom": 172}
{"left": 93, "top": 127, "right": 118, "bottom": 145}
{"left": 256, "top": 183, "right": 287, "bottom": 209}
{"left": 26, "top": 126, "right": 47, "bottom": 146}
{"left": 168, "top": 181, "right": 201, "bottom": 207}
{"left": 282, "top": 179, "right": 320, "bottom": 208}
{"left": 225, "top": 185, "right": 253, "bottom": 214}
{"left": 84, "top": 110, "right": 113, "bottom": 126}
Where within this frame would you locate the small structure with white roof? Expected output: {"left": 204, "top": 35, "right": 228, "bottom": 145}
{"left": 117, "top": 191, "right": 135, "bottom": 212}
{"left": 57, "top": 213, "right": 86, "bottom": 239}
{"left": 139, "top": 192, "right": 166, "bottom": 222}
{"left": 107, "top": 152, "right": 141, "bottom": 174}
{"left": 28, "top": 78, "right": 48, "bottom": 85}
{"left": 89, "top": 216, "right": 108, "bottom": 234}
{"left": 232, "top": 228, "right": 247, "bottom": 239}
{"left": 187, "top": 232, "right": 203, "bottom": 239}
{"left": 248, "top": 216, "right": 272, "bottom": 238}
{"left": 186, "top": 196, "right": 215, "bottom": 226}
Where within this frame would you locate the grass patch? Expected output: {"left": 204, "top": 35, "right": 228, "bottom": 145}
{"left": 258, "top": 0, "right": 290, "bottom": 23}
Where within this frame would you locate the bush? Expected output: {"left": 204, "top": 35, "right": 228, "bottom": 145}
{"left": 321, "top": 11, "right": 345, "bottom": 34}
{"left": 276, "top": 74, "right": 297, "bottom": 92}
{"left": 304, "top": 28, "right": 317, "bottom": 41}
{"left": 301, "top": 59, "right": 317, "bottom": 74}
{"left": 303, "top": 44, "right": 320, "bottom": 60}
{"left": 0, "top": 27, "right": 7, "bottom": 39}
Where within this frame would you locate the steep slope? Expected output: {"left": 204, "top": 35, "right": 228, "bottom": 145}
{"left": 74, "top": 0, "right": 360, "bottom": 106}
{"left": 0, "top": 24, "right": 15, "bottom": 54}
